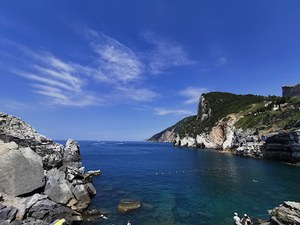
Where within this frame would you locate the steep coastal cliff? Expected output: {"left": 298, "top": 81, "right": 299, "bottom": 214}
{"left": 149, "top": 92, "right": 300, "bottom": 161}
{"left": 0, "top": 112, "right": 100, "bottom": 225}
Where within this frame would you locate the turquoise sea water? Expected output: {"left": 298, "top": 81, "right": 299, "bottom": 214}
{"left": 77, "top": 141, "right": 300, "bottom": 225}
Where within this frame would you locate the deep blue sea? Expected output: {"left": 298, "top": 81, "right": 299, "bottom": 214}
{"left": 75, "top": 141, "right": 300, "bottom": 225}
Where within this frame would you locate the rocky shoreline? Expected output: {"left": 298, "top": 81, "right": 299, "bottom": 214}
{"left": 1, "top": 112, "right": 300, "bottom": 225}
{"left": 0, "top": 112, "right": 100, "bottom": 224}
{"left": 149, "top": 92, "right": 300, "bottom": 163}
{"left": 259, "top": 201, "right": 300, "bottom": 225}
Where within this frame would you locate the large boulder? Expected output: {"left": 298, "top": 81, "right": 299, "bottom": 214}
{"left": 25, "top": 194, "right": 82, "bottom": 223}
{"left": 269, "top": 201, "right": 300, "bottom": 225}
{"left": 64, "top": 139, "right": 80, "bottom": 162}
{"left": 44, "top": 168, "right": 74, "bottom": 205}
{"left": 70, "top": 184, "right": 91, "bottom": 212}
{"left": 0, "top": 113, "right": 64, "bottom": 169}
{"left": 0, "top": 142, "right": 45, "bottom": 196}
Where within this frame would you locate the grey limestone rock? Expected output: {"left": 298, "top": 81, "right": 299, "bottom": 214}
{"left": 0, "top": 204, "right": 17, "bottom": 222}
{"left": 22, "top": 218, "right": 49, "bottom": 225}
{"left": 0, "top": 113, "right": 64, "bottom": 169}
{"left": 84, "top": 183, "right": 97, "bottom": 196}
{"left": 44, "top": 168, "right": 74, "bottom": 205}
{"left": 269, "top": 201, "right": 300, "bottom": 225}
{"left": 65, "top": 165, "right": 84, "bottom": 182}
{"left": 0, "top": 113, "right": 99, "bottom": 224}
{"left": 64, "top": 139, "right": 80, "bottom": 162}
{"left": 0, "top": 143, "right": 45, "bottom": 196}
{"left": 26, "top": 195, "right": 82, "bottom": 223}
{"left": 70, "top": 184, "right": 91, "bottom": 212}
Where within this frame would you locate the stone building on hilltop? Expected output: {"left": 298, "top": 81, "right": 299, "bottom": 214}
{"left": 282, "top": 83, "right": 300, "bottom": 98}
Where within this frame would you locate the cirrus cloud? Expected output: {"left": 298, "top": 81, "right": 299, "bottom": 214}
{"left": 179, "top": 87, "right": 208, "bottom": 104}
{"left": 1, "top": 29, "right": 196, "bottom": 107}
{"left": 154, "top": 107, "right": 194, "bottom": 116}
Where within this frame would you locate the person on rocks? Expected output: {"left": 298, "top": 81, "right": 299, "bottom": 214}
{"left": 241, "top": 214, "right": 253, "bottom": 225}
{"left": 233, "top": 212, "right": 241, "bottom": 225}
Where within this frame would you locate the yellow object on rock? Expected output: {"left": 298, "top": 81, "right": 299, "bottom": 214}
{"left": 54, "top": 219, "right": 66, "bottom": 225}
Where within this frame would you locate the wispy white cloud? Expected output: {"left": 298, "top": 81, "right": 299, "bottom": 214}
{"left": 85, "top": 30, "right": 144, "bottom": 83}
{"left": 213, "top": 56, "right": 227, "bottom": 66}
{"left": 11, "top": 49, "right": 102, "bottom": 107}
{"left": 154, "top": 108, "right": 194, "bottom": 116}
{"left": 3, "top": 29, "right": 197, "bottom": 107}
{"left": 115, "top": 86, "right": 159, "bottom": 102}
{"left": 179, "top": 87, "right": 208, "bottom": 104}
{"left": 142, "top": 32, "right": 195, "bottom": 74}
{"left": 1, "top": 100, "right": 33, "bottom": 110}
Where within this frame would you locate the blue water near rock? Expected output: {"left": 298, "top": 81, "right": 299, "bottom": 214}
{"left": 78, "top": 141, "right": 300, "bottom": 225}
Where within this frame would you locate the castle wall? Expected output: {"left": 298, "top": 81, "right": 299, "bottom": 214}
{"left": 282, "top": 84, "right": 300, "bottom": 98}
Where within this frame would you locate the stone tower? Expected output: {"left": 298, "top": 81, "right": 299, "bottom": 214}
{"left": 282, "top": 84, "right": 300, "bottom": 98}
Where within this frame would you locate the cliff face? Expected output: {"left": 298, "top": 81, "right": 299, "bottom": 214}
{"left": 149, "top": 92, "right": 300, "bottom": 158}
{"left": 0, "top": 112, "right": 100, "bottom": 225}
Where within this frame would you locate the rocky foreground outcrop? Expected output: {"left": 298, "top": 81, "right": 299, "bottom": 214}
{"left": 260, "top": 201, "right": 300, "bottom": 225}
{"left": 0, "top": 112, "right": 100, "bottom": 224}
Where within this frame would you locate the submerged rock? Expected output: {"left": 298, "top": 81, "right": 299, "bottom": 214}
{"left": 117, "top": 199, "right": 141, "bottom": 214}
{"left": 81, "top": 208, "right": 104, "bottom": 221}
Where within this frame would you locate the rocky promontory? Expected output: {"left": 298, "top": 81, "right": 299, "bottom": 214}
{"left": 260, "top": 201, "right": 300, "bottom": 225}
{"left": 0, "top": 112, "right": 100, "bottom": 224}
{"left": 149, "top": 92, "right": 300, "bottom": 162}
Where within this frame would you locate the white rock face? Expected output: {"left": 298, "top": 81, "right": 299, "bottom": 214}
{"left": 158, "top": 129, "right": 176, "bottom": 142}
{"left": 0, "top": 142, "right": 45, "bottom": 196}
{"left": 222, "top": 127, "right": 234, "bottom": 149}
{"left": 180, "top": 137, "right": 196, "bottom": 147}
{"left": 222, "top": 115, "right": 236, "bottom": 150}
{"left": 196, "top": 134, "right": 217, "bottom": 149}
{"left": 176, "top": 114, "right": 238, "bottom": 150}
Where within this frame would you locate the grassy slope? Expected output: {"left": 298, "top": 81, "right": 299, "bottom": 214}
{"left": 235, "top": 97, "right": 300, "bottom": 130}
{"left": 197, "top": 92, "right": 267, "bottom": 133}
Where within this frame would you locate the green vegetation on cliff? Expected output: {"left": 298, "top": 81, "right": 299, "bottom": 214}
{"left": 236, "top": 97, "right": 300, "bottom": 130}
{"left": 148, "top": 116, "right": 197, "bottom": 141}
{"left": 198, "top": 92, "right": 267, "bottom": 133}
{"left": 149, "top": 92, "right": 300, "bottom": 141}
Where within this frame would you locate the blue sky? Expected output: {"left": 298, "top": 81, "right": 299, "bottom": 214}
{"left": 0, "top": 1, "right": 299, "bottom": 140}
